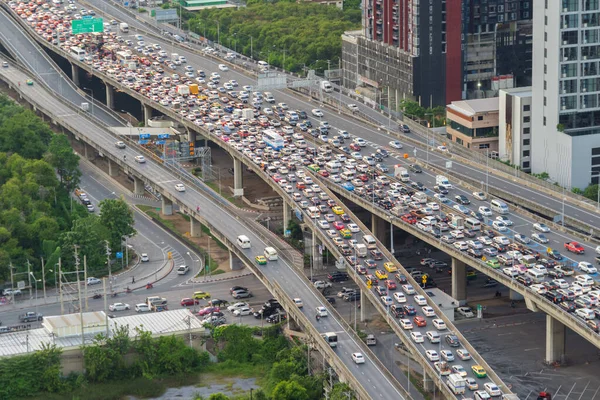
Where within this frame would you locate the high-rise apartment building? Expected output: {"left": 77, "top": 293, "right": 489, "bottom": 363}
{"left": 531, "top": 0, "right": 600, "bottom": 189}
{"left": 341, "top": 0, "right": 533, "bottom": 108}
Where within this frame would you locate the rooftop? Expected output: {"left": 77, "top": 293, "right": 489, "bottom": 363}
{"left": 447, "top": 98, "right": 499, "bottom": 117}
{"left": 500, "top": 86, "right": 533, "bottom": 98}
{"left": 0, "top": 309, "right": 205, "bottom": 358}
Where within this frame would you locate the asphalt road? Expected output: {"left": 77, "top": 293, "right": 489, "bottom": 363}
{"left": 80, "top": 0, "right": 600, "bottom": 235}
{"left": 0, "top": 63, "right": 405, "bottom": 400}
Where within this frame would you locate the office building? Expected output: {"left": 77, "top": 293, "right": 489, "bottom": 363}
{"left": 498, "top": 87, "right": 533, "bottom": 172}
{"left": 531, "top": 1, "right": 600, "bottom": 189}
{"left": 446, "top": 98, "right": 500, "bottom": 152}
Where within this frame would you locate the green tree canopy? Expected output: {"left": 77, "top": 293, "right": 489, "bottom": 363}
{"left": 98, "top": 197, "right": 136, "bottom": 252}
{"left": 271, "top": 380, "right": 309, "bottom": 400}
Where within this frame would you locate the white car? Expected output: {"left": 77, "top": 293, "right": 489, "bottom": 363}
{"left": 135, "top": 303, "right": 150, "bottom": 313}
{"left": 140, "top": 253, "right": 149, "bottom": 262}
{"left": 381, "top": 296, "right": 394, "bottom": 306}
{"left": 440, "top": 349, "right": 454, "bottom": 361}
{"left": 313, "top": 281, "right": 332, "bottom": 289}
{"left": 532, "top": 233, "right": 549, "bottom": 244}
{"left": 492, "top": 220, "right": 507, "bottom": 232}
{"left": 579, "top": 262, "right": 597, "bottom": 274}
{"left": 87, "top": 277, "right": 101, "bottom": 285}
{"left": 452, "top": 365, "right": 468, "bottom": 377}
{"left": 316, "top": 306, "right": 328, "bottom": 317}
{"left": 496, "top": 215, "right": 513, "bottom": 226}
{"left": 233, "top": 307, "right": 252, "bottom": 316}
{"left": 227, "top": 302, "right": 249, "bottom": 312}
{"left": 400, "top": 319, "right": 414, "bottom": 330}
{"left": 425, "top": 350, "right": 440, "bottom": 361}
{"left": 411, "top": 331, "right": 424, "bottom": 343}
{"left": 352, "top": 352, "right": 365, "bottom": 364}
{"left": 347, "top": 223, "right": 360, "bottom": 233}
{"left": 479, "top": 206, "right": 493, "bottom": 216}
{"left": 453, "top": 204, "right": 470, "bottom": 214}
{"left": 457, "top": 307, "right": 474, "bottom": 318}
{"left": 317, "top": 220, "right": 330, "bottom": 229}
{"left": 534, "top": 222, "right": 550, "bottom": 232}
{"left": 293, "top": 298, "right": 303, "bottom": 308}
{"left": 453, "top": 241, "right": 468, "bottom": 251}
{"left": 456, "top": 349, "right": 471, "bottom": 360}
{"left": 311, "top": 108, "right": 324, "bottom": 117}
{"left": 389, "top": 141, "right": 403, "bottom": 149}
{"left": 175, "top": 183, "right": 186, "bottom": 192}
{"left": 218, "top": 64, "right": 229, "bottom": 71}
{"left": 552, "top": 279, "right": 569, "bottom": 289}
{"left": 472, "top": 191, "right": 487, "bottom": 201}
{"left": 422, "top": 306, "right": 436, "bottom": 317}
{"left": 494, "top": 236, "right": 510, "bottom": 245}
{"left": 484, "top": 383, "right": 502, "bottom": 397}
{"left": 109, "top": 303, "right": 130, "bottom": 311}
{"left": 134, "top": 155, "right": 146, "bottom": 163}
{"left": 402, "top": 284, "right": 415, "bottom": 295}
{"left": 530, "top": 284, "right": 547, "bottom": 295}
{"left": 414, "top": 295, "right": 427, "bottom": 306}
{"left": 432, "top": 318, "right": 447, "bottom": 330}
{"left": 393, "top": 292, "right": 407, "bottom": 303}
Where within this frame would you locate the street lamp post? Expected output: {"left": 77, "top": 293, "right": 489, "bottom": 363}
{"left": 590, "top": 171, "right": 600, "bottom": 210}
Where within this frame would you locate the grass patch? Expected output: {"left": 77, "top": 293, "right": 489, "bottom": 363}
{"left": 204, "top": 360, "right": 268, "bottom": 380}
{"left": 205, "top": 181, "right": 237, "bottom": 204}
{"left": 28, "top": 374, "right": 200, "bottom": 400}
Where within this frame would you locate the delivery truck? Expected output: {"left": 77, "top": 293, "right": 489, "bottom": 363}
{"left": 189, "top": 84, "right": 199, "bottom": 95}
{"left": 176, "top": 84, "right": 190, "bottom": 96}
{"left": 446, "top": 374, "right": 466, "bottom": 395}
{"left": 119, "top": 22, "right": 129, "bottom": 33}
{"left": 436, "top": 175, "right": 452, "bottom": 189}
{"left": 394, "top": 166, "right": 410, "bottom": 182}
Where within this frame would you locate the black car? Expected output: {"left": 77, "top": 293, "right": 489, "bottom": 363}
{"left": 409, "top": 164, "right": 422, "bottom": 173}
{"left": 264, "top": 298, "right": 280, "bottom": 308}
{"left": 433, "top": 185, "right": 448, "bottom": 194}
{"left": 403, "top": 305, "right": 416, "bottom": 316}
{"left": 559, "top": 301, "right": 576, "bottom": 313}
{"left": 455, "top": 195, "right": 470, "bottom": 205}
{"left": 445, "top": 334, "right": 460, "bottom": 347}
{"left": 344, "top": 292, "right": 361, "bottom": 301}
{"left": 328, "top": 272, "right": 349, "bottom": 282}
{"left": 547, "top": 270, "right": 564, "bottom": 279}
{"left": 208, "top": 299, "right": 228, "bottom": 306}
{"left": 297, "top": 110, "right": 308, "bottom": 119}
{"left": 377, "top": 149, "right": 389, "bottom": 157}
{"left": 411, "top": 181, "right": 425, "bottom": 191}
{"left": 390, "top": 305, "right": 405, "bottom": 318}
{"left": 471, "top": 211, "right": 484, "bottom": 221}
{"left": 516, "top": 276, "right": 533, "bottom": 286}
{"left": 400, "top": 124, "right": 410, "bottom": 133}
{"left": 544, "top": 291, "right": 565, "bottom": 304}
{"left": 266, "top": 313, "right": 287, "bottom": 323}
{"left": 395, "top": 273, "right": 408, "bottom": 284}
{"left": 326, "top": 296, "right": 336, "bottom": 304}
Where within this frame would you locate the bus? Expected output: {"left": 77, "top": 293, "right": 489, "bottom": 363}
{"left": 322, "top": 332, "right": 338, "bottom": 348}
{"left": 464, "top": 217, "right": 481, "bottom": 231}
{"left": 70, "top": 46, "right": 86, "bottom": 61}
{"left": 262, "top": 129, "right": 284, "bottom": 151}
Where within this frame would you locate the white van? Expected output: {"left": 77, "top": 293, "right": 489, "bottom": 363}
{"left": 464, "top": 217, "right": 481, "bottom": 231}
{"left": 308, "top": 206, "right": 320, "bottom": 219}
{"left": 526, "top": 269, "right": 545, "bottom": 283}
{"left": 264, "top": 247, "right": 278, "bottom": 261}
{"left": 237, "top": 235, "right": 251, "bottom": 249}
{"left": 575, "top": 274, "right": 594, "bottom": 287}
{"left": 426, "top": 331, "right": 440, "bottom": 343}
{"left": 412, "top": 192, "right": 428, "bottom": 204}
{"left": 490, "top": 199, "right": 509, "bottom": 214}
{"left": 340, "top": 171, "right": 355, "bottom": 181}
{"left": 355, "top": 244, "right": 368, "bottom": 257}
{"left": 362, "top": 235, "right": 377, "bottom": 250}
{"left": 258, "top": 60, "right": 269, "bottom": 69}
{"left": 264, "top": 92, "right": 275, "bottom": 103}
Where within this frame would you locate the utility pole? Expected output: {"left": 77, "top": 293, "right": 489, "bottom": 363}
{"left": 105, "top": 241, "right": 112, "bottom": 292}
{"left": 84, "top": 255, "right": 88, "bottom": 312}
{"left": 59, "top": 259, "right": 64, "bottom": 315}
{"left": 74, "top": 245, "right": 84, "bottom": 346}
{"left": 26, "top": 259, "right": 32, "bottom": 301}
{"left": 103, "top": 278, "right": 109, "bottom": 338}
{"left": 9, "top": 262, "right": 14, "bottom": 302}
{"left": 41, "top": 257, "right": 46, "bottom": 302}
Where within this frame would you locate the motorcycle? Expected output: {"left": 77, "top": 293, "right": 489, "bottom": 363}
{"left": 145, "top": 283, "right": 153, "bottom": 290}
{"left": 110, "top": 292, "right": 118, "bottom": 298}
{"left": 92, "top": 293, "right": 102, "bottom": 300}
{"left": 126, "top": 287, "right": 132, "bottom": 294}
{"left": 315, "top": 314, "right": 321, "bottom": 321}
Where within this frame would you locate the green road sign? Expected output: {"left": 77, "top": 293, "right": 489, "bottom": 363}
{"left": 71, "top": 18, "right": 104, "bottom": 34}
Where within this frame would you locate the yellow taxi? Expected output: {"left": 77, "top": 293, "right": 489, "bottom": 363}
{"left": 375, "top": 269, "right": 388, "bottom": 280}
{"left": 471, "top": 365, "right": 487, "bottom": 378}
{"left": 383, "top": 262, "right": 398, "bottom": 273}
{"left": 255, "top": 255, "right": 267, "bottom": 265}
{"left": 332, "top": 206, "right": 344, "bottom": 215}
{"left": 192, "top": 291, "right": 211, "bottom": 299}
{"left": 340, "top": 229, "right": 352, "bottom": 239}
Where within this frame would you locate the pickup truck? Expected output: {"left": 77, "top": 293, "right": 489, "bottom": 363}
{"left": 19, "top": 311, "right": 43, "bottom": 322}
{"left": 564, "top": 241, "right": 585, "bottom": 254}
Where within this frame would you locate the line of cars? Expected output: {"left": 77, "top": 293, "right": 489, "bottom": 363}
{"left": 314, "top": 142, "right": 600, "bottom": 334}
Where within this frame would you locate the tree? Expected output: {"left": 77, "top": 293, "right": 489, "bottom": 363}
{"left": 46, "top": 134, "right": 81, "bottom": 191}
{"left": 98, "top": 197, "right": 136, "bottom": 252}
{"left": 399, "top": 99, "right": 426, "bottom": 119}
{"left": 59, "top": 216, "right": 110, "bottom": 272}
{"left": 271, "top": 380, "right": 309, "bottom": 400}
{"left": 208, "top": 394, "right": 230, "bottom": 400}
{"left": 583, "top": 184, "right": 600, "bottom": 201}
{"left": 330, "top": 383, "right": 355, "bottom": 400}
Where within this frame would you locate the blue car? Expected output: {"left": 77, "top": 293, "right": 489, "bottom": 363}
{"left": 342, "top": 182, "right": 355, "bottom": 192}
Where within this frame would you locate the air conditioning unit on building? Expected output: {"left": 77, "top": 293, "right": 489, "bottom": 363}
{"left": 562, "top": 73, "right": 567, "bottom": 77}
{"left": 562, "top": 105, "right": 567, "bottom": 110}
{"left": 583, "top": 55, "right": 588, "bottom": 60}
{"left": 583, "top": 87, "right": 587, "bottom": 92}
{"left": 563, "top": 40, "right": 568, "bottom": 45}
{"left": 584, "top": 22, "right": 588, "bottom": 27}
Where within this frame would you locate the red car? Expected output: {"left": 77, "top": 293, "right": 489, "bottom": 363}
{"left": 358, "top": 174, "right": 369, "bottom": 182}
{"left": 272, "top": 174, "right": 283, "bottom": 182}
{"left": 340, "top": 214, "right": 351, "bottom": 222}
{"left": 385, "top": 280, "right": 397, "bottom": 290}
{"left": 180, "top": 298, "right": 199, "bottom": 307}
{"left": 356, "top": 265, "right": 367, "bottom": 274}
{"left": 413, "top": 316, "right": 427, "bottom": 327}
{"left": 401, "top": 213, "right": 417, "bottom": 224}
{"left": 564, "top": 241, "right": 584, "bottom": 254}
{"left": 370, "top": 250, "right": 384, "bottom": 260}
{"left": 296, "top": 182, "right": 306, "bottom": 190}
{"left": 349, "top": 143, "right": 361, "bottom": 151}
{"left": 198, "top": 306, "right": 220, "bottom": 316}
{"left": 333, "top": 221, "right": 345, "bottom": 230}
{"left": 318, "top": 170, "right": 330, "bottom": 177}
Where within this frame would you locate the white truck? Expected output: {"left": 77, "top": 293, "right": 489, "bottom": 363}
{"left": 446, "top": 373, "right": 466, "bottom": 395}
{"left": 119, "top": 22, "right": 129, "bottom": 33}
{"left": 436, "top": 175, "right": 452, "bottom": 189}
{"left": 355, "top": 243, "right": 368, "bottom": 257}
{"left": 176, "top": 84, "right": 190, "bottom": 96}
{"left": 394, "top": 166, "right": 410, "bottom": 182}
{"left": 320, "top": 80, "right": 333, "bottom": 93}
{"left": 241, "top": 109, "right": 254, "bottom": 119}
{"left": 449, "top": 215, "right": 464, "bottom": 230}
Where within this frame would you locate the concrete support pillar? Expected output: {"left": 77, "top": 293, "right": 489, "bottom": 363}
{"left": 71, "top": 63, "right": 80, "bottom": 86}
{"left": 451, "top": 258, "right": 467, "bottom": 302}
{"left": 161, "top": 197, "right": 173, "bottom": 216}
{"left": 83, "top": 143, "right": 94, "bottom": 160}
{"left": 545, "top": 315, "right": 566, "bottom": 364}
{"left": 133, "top": 177, "right": 145, "bottom": 196}
{"left": 190, "top": 217, "right": 202, "bottom": 238}
{"left": 360, "top": 289, "right": 375, "bottom": 321}
{"left": 233, "top": 157, "right": 244, "bottom": 197}
{"left": 510, "top": 290, "right": 524, "bottom": 300}
{"left": 312, "top": 229, "right": 322, "bottom": 270}
{"left": 283, "top": 201, "right": 292, "bottom": 231}
{"left": 105, "top": 84, "right": 115, "bottom": 109}
{"left": 422, "top": 373, "right": 435, "bottom": 392}
{"left": 229, "top": 251, "right": 243, "bottom": 270}
{"left": 107, "top": 159, "right": 119, "bottom": 177}
{"left": 371, "top": 213, "right": 387, "bottom": 243}
{"left": 188, "top": 129, "right": 197, "bottom": 144}
{"left": 142, "top": 103, "right": 153, "bottom": 125}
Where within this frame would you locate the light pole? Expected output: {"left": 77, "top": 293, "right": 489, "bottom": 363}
{"left": 83, "top": 87, "right": 94, "bottom": 115}
{"left": 590, "top": 171, "right": 600, "bottom": 210}
{"left": 214, "top": 20, "right": 220, "bottom": 46}
{"left": 485, "top": 148, "right": 490, "bottom": 194}
{"left": 424, "top": 112, "right": 435, "bottom": 163}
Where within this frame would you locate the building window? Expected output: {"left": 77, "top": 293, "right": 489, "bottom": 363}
{"left": 524, "top": 105, "right": 530, "bottom": 112}
{"left": 524, "top": 139, "right": 530, "bottom": 145}
{"left": 544, "top": 80, "right": 547, "bottom": 90}
{"left": 524, "top": 116, "right": 531, "bottom": 123}
{"left": 543, "top": 117, "right": 546, "bottom": 125}
{"left": 545, "top": 32, "right": 547, "bottom": 41}
{"left": 524, "top": 128, "right": 531, "bottom": 134}
{"left": 523, "top": 161, "right": 530, "bottom": 168}
{"left": 544, "top": 64, "right": 547, "bottom": 74}
{"left": 544, "top": 97, "right": 547, "bottom": 106}
{"left": 523, "top": 150, "right": 530, "bottom": 157}
{"left": 478, "top": 116, "right": 483, "bottom": 121}
{"left": 592, "top": 157, "right": 600, "bottom": 165}
{"left": 592, "top": 147, "right": 600, "bottom": 156}
{"left": 545, "top": 48, "right": 547, "bottom": 58}
{"left": 545, "top": 15, "right": 548, "bottom": 24}
{"left": 479, "top": 144, "right": 490, "bottom": 149}
{"left": 456, "top": 137, "right": 464, "bottom": 145}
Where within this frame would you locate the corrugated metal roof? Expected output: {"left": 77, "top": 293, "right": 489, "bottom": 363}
{"left": 0, "top": 309, "right": 204, "bottom": 358}
{"left": 447, "top": 98, "right": 499, "bottom": 117}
